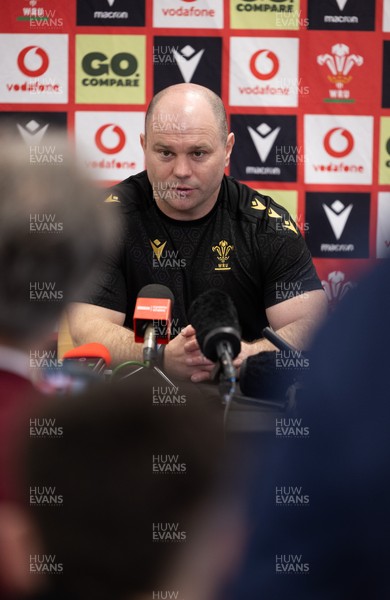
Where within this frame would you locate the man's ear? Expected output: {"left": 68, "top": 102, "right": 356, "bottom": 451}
{"left": 140, "top": 133, "right": 146, "bottom": 151}
{"left": 0, "top": 503, "right": 46, "bottom": 595}
{"left": 225, "top": 132, "right": 235, "bottom": 167}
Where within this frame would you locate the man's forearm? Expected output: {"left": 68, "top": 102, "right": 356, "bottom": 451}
{"left": 245, "top": 316, "right": 325, "bottom": 357}
{"left": 72, "top": 319, "right": 143, "bottom": 366}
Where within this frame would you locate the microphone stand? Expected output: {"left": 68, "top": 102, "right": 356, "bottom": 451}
{"left": 118, "top": 362, "right": 177, "bottom": 389}
{"left": 113, "top": 324, "right": 177, "bottom": 389}
{"left": 210, "top": 356, "right": 237, "bottom": 431}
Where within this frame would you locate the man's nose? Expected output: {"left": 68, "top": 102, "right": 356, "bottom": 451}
{"left": 172, "top": 155, "right": 192, "bottom": 179}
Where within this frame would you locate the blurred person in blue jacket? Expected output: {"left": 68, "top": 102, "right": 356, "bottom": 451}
{"left": 221, "top": 259, "right": 390, "bottom": 600}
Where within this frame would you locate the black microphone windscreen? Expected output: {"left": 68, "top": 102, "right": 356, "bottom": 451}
{"left": 240, "top": 351, "right": 306, "bottom": 400}
{"left": 137, "top": 284, "right": 174, "bottom": 304}
{"left": 188, "top": 289, "right": 241, "bottom": 360}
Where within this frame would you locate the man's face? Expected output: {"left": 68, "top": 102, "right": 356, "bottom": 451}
{"left": 140, "top": 94, "right": 234, "bottom": 221}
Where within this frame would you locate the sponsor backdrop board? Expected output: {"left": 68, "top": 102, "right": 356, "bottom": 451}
{"left": 1, "top": 0, "right": 389, "bottom": 304}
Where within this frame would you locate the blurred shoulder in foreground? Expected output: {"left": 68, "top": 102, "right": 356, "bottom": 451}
{"left": 0, "top": 129, "right": 118, "bottom": 501}
{"left": 222, "top": 259, "right": 390, "bottom": 600}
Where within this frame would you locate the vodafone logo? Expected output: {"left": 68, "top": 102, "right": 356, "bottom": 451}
{"left": 0, "top": 34, "right": 68, "bottom": 103}
{"left": 323, "top": 127, "right": 354, "bottom": 158}
{"left": 17, "top": 46, "right": 49, "bottom": 77}
{"left": 75, "top": 111, "right": 143, "bottom": 180}
{"left": 230, "top": 38, "right": 299, "bottom": 106}
{"left": 154, "top": 1, "right": 222, "bottom": 31}
{"left": 305, "top": 115, "right": 373, "bottom": 184}
{"left": 95, "top": 124, "right": 126, "bottom": 154}
{"left": 249, "top": 50, "right": 279, "bottom": 81}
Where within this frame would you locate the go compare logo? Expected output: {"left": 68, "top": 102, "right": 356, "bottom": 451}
{"left": 81, "top": 52, "right": 139, "bottom": 87}
{"left": 76, "top": 35, "right": 145, "bottom": 104}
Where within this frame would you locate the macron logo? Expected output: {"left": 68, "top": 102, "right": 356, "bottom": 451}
{"left": 247, "top": 123, "right": 281, "bottom": 163}
{"left": 335, "top": 0, "right": 348, "bottom": 11}
{"left": 17, "top": 119, "right": 49, "bottom": 145}
{"left": 172, "top": 45, "right": 204, "bottom": 83}
{"left": 323, "top": 199, "right": 353, "bottom": 240}
{"left": 106, "top": 0, "right": 116, "bottom": 6}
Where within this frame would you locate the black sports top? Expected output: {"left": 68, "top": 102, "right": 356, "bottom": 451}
{"left": 83, "top": 171, "right": 322, "bottom": 342}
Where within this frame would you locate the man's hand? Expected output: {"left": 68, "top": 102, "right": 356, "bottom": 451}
{"left": 164, "top": 325, "right": 214, "bottom": 383}
{"left": 232, "top": 341, "right": 257, "bottom": 372}
{"left": 165, "top": 329, "right": 261, "bottom": 383}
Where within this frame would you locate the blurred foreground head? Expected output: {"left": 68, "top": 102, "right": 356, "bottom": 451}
{"left": 0, "top": 375, "right": 238, "bottom": 600}
{"left": 0, "top": 130, "right": 116, "bottom": 346}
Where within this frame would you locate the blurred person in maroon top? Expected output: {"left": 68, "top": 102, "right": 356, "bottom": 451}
{"left": 0, "top": 130, "right": 115, "bottom": 598}
{"left": 0, "top": 376, "right": 237, "bottom": 600}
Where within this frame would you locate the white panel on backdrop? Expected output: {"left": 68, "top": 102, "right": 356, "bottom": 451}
{"left": 304, "top": 115, "right": 373, "bottom": 185}
{"left": 229, "top": 37, "right": 299, "bottom": 107}
{"left": 383, "top": 0, "right": 390, "bottom": 31}
{"left": 0, "top": 34, "right": 68, "bottom": 104}
{"left": 75, "top": 112, "right": 144, "bottom": 182}
{"left": 377, "top": 192, "right": 390, "bottom": 258}
{"left": 153, "top": 0, "right": 223, "bottom": 29}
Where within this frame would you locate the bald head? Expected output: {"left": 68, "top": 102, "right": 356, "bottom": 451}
{"left": 145, "top": 84, "right": 228, "bottom": 143}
